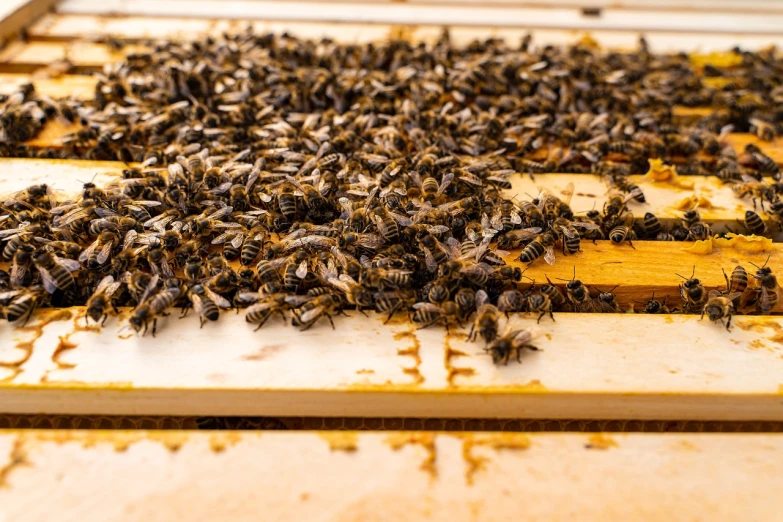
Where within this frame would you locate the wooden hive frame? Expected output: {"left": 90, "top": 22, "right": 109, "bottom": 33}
{"left": 2, "top": 1, "right": 783, "bottom": 519}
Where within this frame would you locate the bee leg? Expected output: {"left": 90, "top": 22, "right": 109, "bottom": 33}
{"left": 537, "top": 312, "right": 545, "bottom": 324}
{"left": 151, "top": 319, "right": 157, "bottom": 337}
{"left": 725, "top": 314, "right": 732, "bottom": 331}
{"left": 549, "top": 310, "right": 555, "bottom": 322}
{"left": 199, "top": 317, "right": 205, "bottom": 329}
{"left": 101, "top": 314, "right": 108, "bottom": 327}
{"left": 700, "top": 310, "right": 705, "bottom": 321}
{"left": 627, "top": 239, "right": 636, "bottom": 250}
{"left": 468, "top": 322, "right": 476, "bottom": 341}
{"left": 21, "top": 305, "right": 35, "bottom": 327}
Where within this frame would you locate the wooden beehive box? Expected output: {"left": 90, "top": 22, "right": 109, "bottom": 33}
{"left": 2, "top": 0, "right": 783, "bottom": 519}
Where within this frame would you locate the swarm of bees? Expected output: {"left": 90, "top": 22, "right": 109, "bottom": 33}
{"left": 0, "top": 31, "right": 781, "bottom": 364}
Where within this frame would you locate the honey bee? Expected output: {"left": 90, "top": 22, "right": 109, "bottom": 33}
{"left": 33, "top": 248, "right": 80, "bottom": 293}
{"left": 238, "top": 292, "right": 292, "bottom": 330}
{"left": 603, "top": 189, "right": 640, "bottom": 218}
{"left": 373, "top": 290, "right": 416, "bottom": 324}
{"left": 485, "top": 326, "right": 541, "bottom": 365}
{"left": 518, "top": 232, "right": 556, "bottom": 265}
{"left": 79, "top": 229, "right": 119, "bottom": 269}
{"left": 497, "top": 289, "right": 525, "bottom": 316}
{"left": 677, "top": 266, "right": 708, "bottom": 314}
{"left": 85, "top": 275, "right": 123, "bottom": 325}
{"left": 412, "top": 301, "right": 462, "bottom": 331}
{"left": 9, "top": 243, "right": 34, "bottom": 287}
{"left": 187, "top": 284, "right": 231, "bottom": 327}
{"left": 642, "top": 292, "right": 671, "bottom": 314}
{"left": 608, "top": 214, "right": 636, "bottom": 248}
{"left": 749, "top": 256, "right": 781, "bottom": 314}
{"left": 741, "top": 210, "right": 766, "bottom": 236}
{"left": 593, "top": 285, "right": 620, "bottom": 313}
{"left": 128, "top": 282, "right": 181, "bottom": 336}
{"left": 468, "top": 290, "right": 501, "bottom": 344}
{"left": 558, "top": 267, "right": 593, "bottom": 313}
{"left": 702, "top": 290, "right": 740, "bottom": 331}
{"left": 1, "top": 285, "right": 46, "bottom": 325}
{"left": 526, "top": 289, "right": 554, "bottom": 323}
{"left": 291, "top": 293, "right": 343, "bottom": 330}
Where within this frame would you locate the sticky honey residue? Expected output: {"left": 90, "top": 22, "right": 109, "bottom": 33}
{"left": 0, "top": 436, "right": 28, "bottom": 488}
{"left": 386, "top": 432, "right": 437, "bottom": 480}
{"left": 52, "top": 334, "right": 78, "bottom": 369}
{"left": 208, "top": 432, "right": 242, "bottom": 453}
{"left": 585, "top": 433, "right": 618, "bottom": 450}
{"left": 519, "top": 379, "right": 547, "bottom": 392}
{"left": 36, "top": 431, "right": 189, "bottom": 453}
{"left": 118, "top": 333, "right": 134, "bottom": 340}
{"left": 677, "top": 439, "right": 699, "bottom": 452}
{"left": 1, "top": 309, "right": 74, "bottom": 382}
{"left": 355, "top": 369, "right": 375, "bottom": 375}
{"left": 577, "top": 33, "right": 600, "bottom": 50}
{"left": 684, "top": 234, "right": 775, "bottom": 255}
{"left": 749, "top": 339, "right": 768, "bottom": 351}
{"left": 641, "top": 158, "right": 694, "bottom": 189}
{"left": 664, "top": 315, "right": 674, "bottom": 323}
{"left": 444, "top": 335, "right": 475, "bottom": 386}
{"left": 319, "top": 432, "right": 358, "bottom": 452}
{"left": 690, "top": 51, "right": 743, "bottom": 69}
{"left": 672, "top": 195, "right": 722, "bottom": 210}
{"left": 394, "top": 329, "right": 424, "bottom": 385}
{"left": 460, "top": 433, "right": 532, "bottom": 485}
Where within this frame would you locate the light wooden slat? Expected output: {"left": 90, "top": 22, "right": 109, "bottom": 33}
{"left": 0, "top": 41, "right": 144, "bottom": 73}
{"left": 2, "top": 310, "right": 783, "bottom": 419}
{"left": 2, "top": 431, "right": 783, "bottom": 521}
{"left": 55, "top": 0, "right": 783, "bottom": 35}
{"left": 0, "top": 73, "right": 95, "bottom": 98}
{"left": 26, "top": 13, "right": 783, "bottom": 52}
{"left": 0, "top": 0, "right": 58, "bottom": 44}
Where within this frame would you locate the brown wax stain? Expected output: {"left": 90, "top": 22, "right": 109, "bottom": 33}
{"left": 736, "top": 319, "right": 783, "bottom": 346}
{"left": 445, "top": 335, "right": 475, "bottom": 386}
{"left": 0, "top": 436, "right": 29, "bottom": 488}
{"left": 677, "top": 439, "right": 700, "bottom": 452}
{"left": 386, "top": 432, "right": 437, "bottom": 480}
{"left": 664, "top": 315, "right": 674, "bottom": 323}
{"left": 1, "top": 309, "right": 74, "bottom": 382}
{"left": 459, "top": 433, "right": 532, "bottom": 485}
{"left": 34, "top": 430, "right": 188, "bottom": 453}
{"left": 52, "top": 334, "right": 78, "bottom": 369}
{"left": 395, "top": 329, "right": 424, "bottom": 386}
{"left": 241, "top": 344, "right": 285, "bottom": 361}
{"left": 319, "top": 432, "right": 358, "bottom": 453}
{"left": 209, "top": 432, "right": 242, "bottom": 453}
{"left": 519, "top": 379, "right": 547, "bottom": 392}
{"left": 585, "top": 433, "right": 619, "bottom": 450}
{"left": 72, "top": 314, "right": 102, "bottom": 334}
{"left": 355, "top": 369, "right": 375, "bottom": 375}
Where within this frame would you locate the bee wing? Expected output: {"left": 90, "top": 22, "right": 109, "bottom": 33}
{"left": 285, "top": 295, "right": 313, "bottom": 307}
{"left": 231, "top": 232, "right": 245, "bottom": 249}
{"left": 38, "top": 267, "right": 59, "bottom": 294}
{"left": 510, "top": 210, "right": 522, "bottom": 225}
{"left": 159, "top": 257, "right": 174, "bottom": 278}
{"left": 10, "top": 259, "right": 27, "bottom": 286}
{"left": 143, "top": 214, "right": 173, "bottom": 229}
{"left": 571, "top": 221, "right": 600, "bottom": 231}
{"left": 559, "top": 225, "right": 577, "bottom": 239}
{"left": 0, "top": 289, "right": 24, "bottom": 301}
{"left": 437, "top": 172, "right": 454, "bottom": 196}
{"left": 295, "top": 261, "right": 308, "bottom": 279}
{"left": 388, "top": 211, "right": 412, "bottom": 226}
{"left": 93, "top": 207, "right": 119, "bottom": 219}
{"left": 475, "top": 289, "right": 489, "bottom": 308}
{"left": 444, "top": 237, "right": 461, "bottom": 259}
{"left": 409, "top": 171, "right": 423, "bottom": 190}
{"left": 338, "top": 197, "right": 353, "bottom": 219}
{"left": 55, "top": 208, "right": 92, "bottom": 226}
{"left": 0, "top": 222, "right": 31, "bottom": 239}
{"left": 95, "top": 275, "right": 115, "bottom": 294}
{"left": 357, "top": 233, "right": 386, "bottom": 249}
{"left": 423, "top": 248, "right": 438, "bottom": 273}
{"left": 562, "top": 182, "right": 574, "bottom": 206}
{"left": 204, "top": 286, "right": 231, "bottom": 308}
{"left": 327, "top": 277, "right": 352, "bottom": 293}
{"left": 139, "top": 274, "right": 160, "bottom": 304}
{"left": 78, "top": 239, "right": 100, "bottom": 263}
{"left": 758, "top": 286, "right": 774, "bottom": 314}
{"left": 96, "top": 243, "right": 113, "bottom": 264}
{"left": 190, "top": 293, "right": 206, "bottom": 316}
{"left": 412, "top": 302, "right": 442, "bottom": 312}
{"left": 211, "top": 231, "right": 236, "bottom": 245}
{"left": 460, "top": 262, "right": 492, "bottom": 277}
{"left": 425, "top": 225, "right": 450, "bottom": 235}
{"left": 123, "top": 230, "right": 138, "bottom": 250}
{"left": 544, "top": 247, "right": 556, "bottom": 265}
{"left": 298, "top": 306, "right": 325, "bottom": 324}
{"left": 206, "top": 206, "right": 233, "bottom": 221}
{"left": 237, "top": 291, "right": 261, "bottom": 304}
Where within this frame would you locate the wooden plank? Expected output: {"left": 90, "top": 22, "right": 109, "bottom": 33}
{"left": 55, "top": 0, "right": 783, "bottom": 35}
{"left": 25, "top": 13, "right": 783, "bottom": 51}
{"left": 3, "top": 309, "right": 783, "bottom": 419}
{"left": 0, "top": 0, "right": 58, "bottom": 45}
{"left": 2, "top": 431, "right": 783, "bottom": 521}
{"left": 0, "top": 73, "right": 95, "bottom": 98}
{"left": 0, "top": 41, "right": 144, "bottom": 73}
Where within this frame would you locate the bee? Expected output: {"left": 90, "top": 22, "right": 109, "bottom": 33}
{"left": 361, "top": 267, "right": 413, "bottom": 290}
{"left": 557, "top": 267, "right": 593, "bottom": 312}
{"left": 139, "top": 242, "right": 174, "bottom": 278}
{"left": 425, "top": 277, "right": 451, "bottom": 304}
{"left": 10, "top": 243, "right": 34, "bottom": 287}
{"left": 702, "top": 290, "right": 741, "bottom": 331}
{"left": 33, "top": 248, "right": 79, "bottom": 293}
{"left": 85, "top": 275, "right": 123, "bottom": 325}
{"left": 124, "top": 271, "right": 158, "bottom": 304}
{"left": 411, "top": 171, "right": 453, "bottom": 202}
{"left": 642, "top": 292, "right": 671, "bottom": 314}
{"left": 1, "top": 286, "right": 46, "bottom": 325}
{"left": 240, "top": 226, "right": 267, "bottom": 266}
{"left": 677, "top": 266, "right": 708, "bottom": 314}
{"left": 603, "top": 189, "right": 640, "bottom": 218}
{"left": 283, "top": 250, "right": 310, "bottom": 292}
{"left": 497, "top": 289, "right": 525, "bottom": 316}
{"left": 608, "top": 214, "right": 636, "bottom": 248}
{"left": 526, "top": 290, "right": 554, "bottom": 323}
{"left": 454, "top": 287, "right": 477, "bottom": 321}
{"left": 495, "top": 227, "right": 542, "bottom": 250}
{"left": 485, "top": 327, "right": 541, "bottom": 365}
{"left": 327, "top": 274, "right": 374, "bottom": 308}
{"left": 418, "top": 233, "right": 456, "bottom": 272}
{"left": 749, "top": 256, "right": 781, "bottom": 314}
{"left": 291, "top": 293, "right": 343, "bottom": 330}
{"left": 411, "top": 301, "right": 462, "bottom": 331}
{"left": 607, "top": 174, "right": 645, "bottom": 203}
{"left": 128, "top": 281, "right": 181, "bottom": 337}
{"left": 593, "top": 285, "right": 620, "bottom": 313}
{"left": 741, "top": 210, "right": 766, "bottom": 236}
{"left": 211, "top": 228, "right": 245, "bottom": 262}
{"left": 79, "top": 229, "right": 119, "bottom": 269}
{"left": 373, "top": 290, "right": 416, "bottom": 324}
{"left": 468, "top": 290, "right": 501, "bottom": 344}
{"left": 239, "top": 292, "right": 291, "bottom": 330}
{"left": 187, "top": 284, "right": 231, "bottom": 327}
{"left": 745, "top": 144, "right": 780, "bottom": 179}
{"left": 642, "top": 212, "right": 663, "bottom": 239}
{"left": 518, "top": 232, "right": 556, "bottom": 265}
{"left": 723, "top": 265, "right": 748, "bottom": 300}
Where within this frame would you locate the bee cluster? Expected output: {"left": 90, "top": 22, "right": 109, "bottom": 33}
{"left": 0, "top": 31, "right": 781, "bottom": 359}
